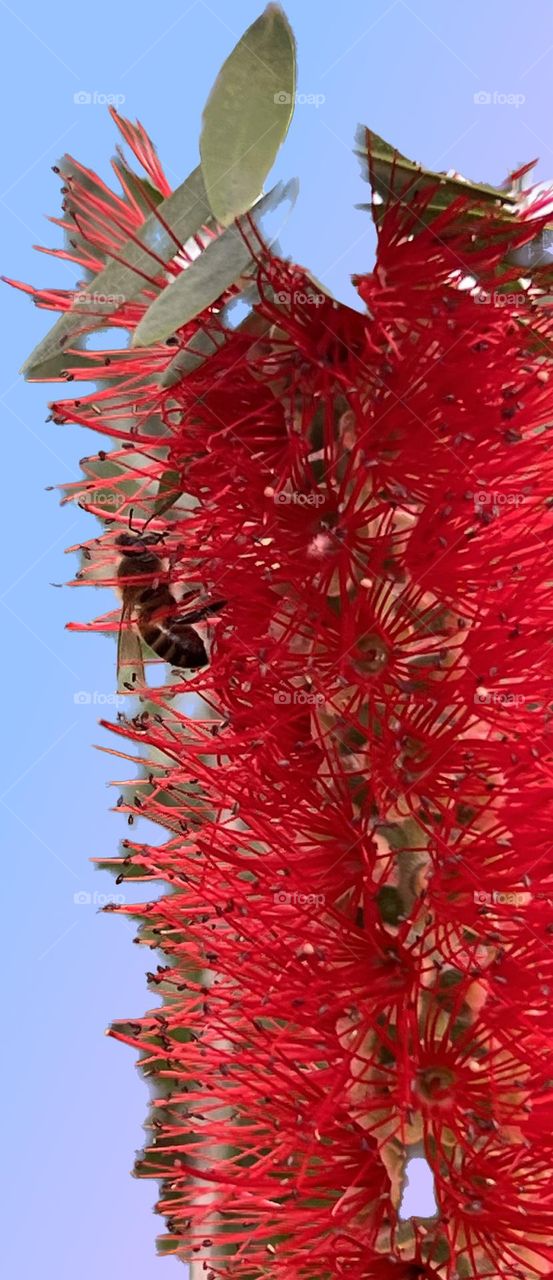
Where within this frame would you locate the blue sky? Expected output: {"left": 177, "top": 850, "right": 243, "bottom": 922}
{"left": 2, "top": 1, "right": 553, "bottom": 1275}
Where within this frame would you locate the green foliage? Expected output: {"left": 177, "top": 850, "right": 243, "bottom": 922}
{"left": 21, "top": 166, "right": 211, "bottom": 377}
{"left": 200, "top": 4, "right": 295, "bottom": 226}
{"left": 133, "top": 179, "right": 297, "bottom": 345}
{"left": 356, "top": 126, "right": 517, "bottom": 225}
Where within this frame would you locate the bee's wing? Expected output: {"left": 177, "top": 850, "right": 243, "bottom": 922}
{"left": 117, "top": 597, "right": 145, "bottom": 692}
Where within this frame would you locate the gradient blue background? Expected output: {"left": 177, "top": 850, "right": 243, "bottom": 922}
{"left": 2, "top": 2, "right": 552, "bottom": 1275}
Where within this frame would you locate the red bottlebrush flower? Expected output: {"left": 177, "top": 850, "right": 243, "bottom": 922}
{"left": 14, "top": 107, "right": 553, "bottom": 1280}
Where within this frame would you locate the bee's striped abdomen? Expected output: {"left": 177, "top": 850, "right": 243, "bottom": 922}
{"left": 138, "top": 619, "right": 208, "bottom": 670}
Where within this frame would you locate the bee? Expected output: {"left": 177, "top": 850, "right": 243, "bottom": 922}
{"left": 115, "top": 532, "right": 224, "bottom": 672}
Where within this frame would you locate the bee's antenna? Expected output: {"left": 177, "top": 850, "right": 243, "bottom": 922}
{"left": 141, "top": 507, "right": 170, "bottom": 539}
{"left": 127, "top": 507, "right": 165, "bottom": 543}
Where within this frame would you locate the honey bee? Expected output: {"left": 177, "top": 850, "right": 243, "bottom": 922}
{"left": 115, "top": 532, "right": 224, "bottom": 672}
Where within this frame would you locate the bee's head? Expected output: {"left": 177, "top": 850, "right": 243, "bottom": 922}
{"left": 115, "top": 531, "right": 164, "bottom": 553}
{"left": 115, "top": 531, "right": 164, "bottom": 579}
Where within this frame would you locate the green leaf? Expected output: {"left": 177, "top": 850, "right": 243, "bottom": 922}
{"left": 24, "top": 347, "right": 102, "bottom": 382}
{"left": 114, "top": 159, "right": 166, "bottom": 214}
{"left": 376, "top": 885, "right": 404, "bottom": 925}
{"left": 94, "top": 858, "right": 149, "bottom": 881}
{"left": 153, "top": 467, "right": 181, "bottom": 516}
{"left": 160, "top": 326, "right": 227, "bottom": 388}
{"left": 356, "top": 126, "right": 516, "bottom": 226}
{"left": 59, "top": 153, "right": 124, "bottom": 265}
{"left": 133, "top": 178, "right": 297, "bottom": 347}
{"left": 161, "top": 286, "right": 262, "bottom": 386}
{"left": 156, "top": 1238, "right": 179, "bottom": 1256}
{"left": 21, "top": 166, "right": 211, "bottom": 378}
{"left": 200, "top": 4, "right": 296, "bottom": 226}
